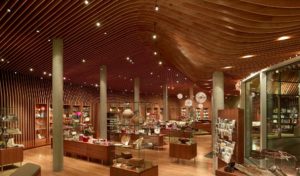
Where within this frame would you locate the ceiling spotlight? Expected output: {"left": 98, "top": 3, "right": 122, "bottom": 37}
{"left": 168, "top": 68, "right": 171, "bottom": 71}
{"left": 241, "top": 54, "right": 255, "bottom": 59}
{"left": 150, "top": 72, "right": 153, "bottom": 75}
{"left": 152, "top": 34, "right": 157, "bottom": 40}
{"left": 153, "top": 51, "right": 158, "bottom": 55}
{"left": 126, "top": 57, "right": 130, "bottom": 61}
{"left": 7, "top": 9, "right": 11, "bottom": 13}
{"left": 155, "top": 5, "right": 159, "bottom": 11}
{"left": 29, "top": 68, "right": 34, "bottom": 72}
{"left": 158, "top": 61, "right": 163, "bottom": 65}
{"left": 43, "top": 71, "right": 47, "bottom": 75}
{"left": 176, "top": 74, "right": 179, "bottom": 77}
{"left": 82, "top": 59, "right": 86, "bottom": 63}
{"left": 184, "top": 77, "right": 187, "bottom": 80}
{"left": 40, "top": 77, "right": 43, "bottom": 80}
{"left": 96, "top": 22, "right": 101, "bottom": 27}
{"left": 48, "top": 73, "right": 52, "bottom": 77}
{"left": 104, "top": 32, "right": 107, "bottom": 35}
{"left": 275, "top": 70, "right": 279, "bottom": 74}
{"left": 131, "top": 61, "right": 134, "bottom": 64}
{"left": 36, "top": 30, "right": 40, "bottom": 33}
{"left": 95, "top": 84, "right": 99, "bottom": 87}
{"left": 6, "top": 60, "right": 10, "bottom": 64}
{"left": 48, "top": 39, "right": 51, "bottom": 42}
{"left": 0, "top": 58, "right": 4, "bottom": 62}
{"left": 84, "top": 0, "right": 89, "bottom": 5}
{"left": 63, "top": 77, "right": 66, "bottom": 80}
{"left": 222, "top": 66, "right": 233, "bottom": 69}
{"left": 176, "top": 80, "right": 179, "bottom": 83}
{"left": 277, "top": 36, "right": 290, "bottom": 41}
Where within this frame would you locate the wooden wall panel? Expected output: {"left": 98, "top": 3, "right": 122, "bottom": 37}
{"left": 0, "top": 70, "right": 99, "bottom": 149}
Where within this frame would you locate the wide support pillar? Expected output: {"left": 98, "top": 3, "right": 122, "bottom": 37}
{"left": 134, "top": 78, "right": 140, "bottom": 114}
{"left": 52, "top": 38, "right": 64, "bottom": 172}
{"left": 212, "top": 71, "right": 224, "bottom": 173}
{"left": 99, "top": 65, "right": 107, "bottom": 139}
{"left": 163, "top": 85, "right": 169, "bottom": 121}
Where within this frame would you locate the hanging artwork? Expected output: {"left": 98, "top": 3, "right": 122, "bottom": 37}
{"left": 195, "top": 92, "right": 207, "bottom": 104}
{"left": 185, "top": 99, "right": 193, "bottom": 107}
{"left": 177, "top": 93, "right": 183, "bottom": 99}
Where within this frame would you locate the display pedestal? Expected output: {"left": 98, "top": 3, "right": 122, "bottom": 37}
{"left": 192, "top": 120, "right": 211, "bottom": 133}
{"left": 0, "top": 147, "right": 23, "bottom": 171}
{"left": 169, "top": 143, "right": 197, "bottom": 160}
{"left": 110, "top": 165, "right": 158, "bottom": 176}
{"left": 64, "top": 140, "right": 115, "bottom": 165}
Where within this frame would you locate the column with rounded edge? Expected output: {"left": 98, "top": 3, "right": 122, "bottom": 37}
{"left": 163, "top": 85, "right": 169, "bottom": 121}
{"left": 134, "top": 77, "right": 140, "bottom": 114}
{"left": 212, "top": 71, "right": 224, "bottom": 173}
{"left": 52, "top": 38, "right": 64, "bottom": 172}
{"left": 99, "top": 65, "right": 107, "bottom": 139}
{"left": 189, "top": 87, "right": 194, "bottom": 100}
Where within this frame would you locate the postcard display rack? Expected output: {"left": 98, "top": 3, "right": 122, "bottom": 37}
{"left": 215, "top": 108, "right": 244, "bottom": 176}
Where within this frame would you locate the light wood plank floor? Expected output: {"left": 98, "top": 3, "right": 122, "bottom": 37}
{"left": 21, "top": 135, "right": 213, "bottom": 176}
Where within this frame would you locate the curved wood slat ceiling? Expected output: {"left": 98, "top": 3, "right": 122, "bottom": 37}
{"left": 1, "top": 0, "right": 300, "bottom": 96}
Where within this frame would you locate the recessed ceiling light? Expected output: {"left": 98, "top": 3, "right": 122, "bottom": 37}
{"left": 241, "top": 54, "right": 255, "bottom": 59}
{"left": 168, "top": 68, "right": 171, "bottom": 71}
{"left": 277, "top": 36, "right": 290, "bottom": 41}
{"left": 126, "top": 57, "right": 130, "bottom": 61}
{"left": 43, "top": 71, "right": 47, "bottom": 75}
{"left": 176, "top": 74, "right": 179, "bottom": 77}
{"left": 176, "top": 80, "right": 179, "bottom": 83}
{"left": 6, "top": 60, "right": 10, "bottom": 64}
{"left": 158, "top": 61, "right": 163, "bottom": 65}
{"left": 84, "top": 0, "right": 89, "bottom": 5}
{"left": 104, "top": 32, "right": 107, "bottom": 35}
{"left": 131, "top": 62, "right": 134, "bottom": 64}
{"left": 29, "top": 68, "right": 34, "bottom": 72}
{"left": 48, "top": 73, "right": 52, "bottom": 77}
{"left": 152, "top": 34, "right": 157, "bottom": 40}
{"left": 0, "top": 58, "right": 4, "bottom": 62}
{"left": 82, "top": 59, "right": 86, "bottom": 63}
{"left": 48, "top": 39, "right": 51, "bottom": 42}
{"left": 153, "top": 51, "right": 158, "bottom": 55}
{"left": 63, "top": 77, "right": 66, "bottom": 80}
{"left": 184, "top": 77, "right": 187, "bottom": 80}
{"left": 275, "top": 70, "right": 279, "bottom": 73}
{"left": 7, "top": 9, "right": 11, "bottom": 13}
{"left": 36, "top": 30, "right": 40, "bottom": 33}
{"left": 150, "top": 72, "right": 153, "bottom": 75}
{"left": 40, "top": 77, "right": 43, "bottom": 80}
{"left": 222, "top": 66, "right": 233, "bottom": 69}
{"left": 96, "top": 22, "right": 101, "bottom": 27}
{"left": 14, "top": 72, "right": 17, "bottom": 74}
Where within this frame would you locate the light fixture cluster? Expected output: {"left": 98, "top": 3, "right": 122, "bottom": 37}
{"left": 125, "top": 56, "right": 134, "bottom": 64}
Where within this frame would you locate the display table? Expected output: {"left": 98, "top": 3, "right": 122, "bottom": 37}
{"left": 110, "top": 163, "right": 158, "bottom": 176}
{"left": 216, "top": 167, "right": 245, "bottom": 176}
{"left": 64, "top": 140, "right": 115, "bottom": 165}
{"left": 192, "top": 120, "right": 211, "bottom": 133}
{"left": 161, "top": 129, "right": 193, "bottom": 138}
{"left": 109, "top": 133, "right": 140, "bottom": 143}
{"left": 0, "top": 147, "right": 23, "bottom": 171}
{"left": 143, "top": 134, "right": 165, "bottom": 147}
{"left": 169, "top": 143, "right": 197, "bottom": 160}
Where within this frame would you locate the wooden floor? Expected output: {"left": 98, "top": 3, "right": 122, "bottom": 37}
{"left": 21, "top": 135, "right": 213, "bottom": 176}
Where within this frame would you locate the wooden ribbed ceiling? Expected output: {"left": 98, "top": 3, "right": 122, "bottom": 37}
{"left": 1, "top": 0, "right": 300, "bottom": 96}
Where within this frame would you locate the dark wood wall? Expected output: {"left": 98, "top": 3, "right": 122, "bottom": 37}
{"left": 0, "top": 70, "right": 98, "bottom": 148}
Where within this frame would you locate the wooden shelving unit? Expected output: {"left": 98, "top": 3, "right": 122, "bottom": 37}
{"left": 35, "top": 104, "right": 48, "bottom": 146}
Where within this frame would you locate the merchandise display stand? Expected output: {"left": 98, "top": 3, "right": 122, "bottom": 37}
{"left": 215, "top": 108, "right": 244, "bottom": 176}
{"left": 0, "top": 147, "right": 23, "bottom": 172}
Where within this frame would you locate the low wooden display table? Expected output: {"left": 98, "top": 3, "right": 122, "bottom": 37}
{"left": 169, "top": 143, "right": 197, "bottom": 160}
{"left": 110, "top": 162, "right": 158, "bottom": 176}
{"left": 161, "top": 129, "right": 193, "bottom": 138}
{"left": 192, "top": 120, "right": 211, "bottom": 133}
{"left": 109, "top": 133, "right": 140, "bottom": 143}
{"left": 64, "top": 140, "right": 115, "bottom": 165}
{"left": 0, "top": 147, "right": 23, "bottom": 171}
{"left": 143, "top": 134, "right": 165, "bottom": 147}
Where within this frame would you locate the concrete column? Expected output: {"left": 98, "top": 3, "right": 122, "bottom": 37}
{"left": 260, "top": 72, "right": 267, "bottom": 150}
{"left": 99, "top": 65, "right": 107, "bottom": 139}
{"left": 134, "top": 78, "right": 140, "bottom": 114}
{"left": 163, "top": 85, "right": 169, "bottom": 121}
{"left": 52, "top": 39, "right": 64, "bottom": 172}
{"left": 212, "top": 71, "right": 224, "bottom": 172}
